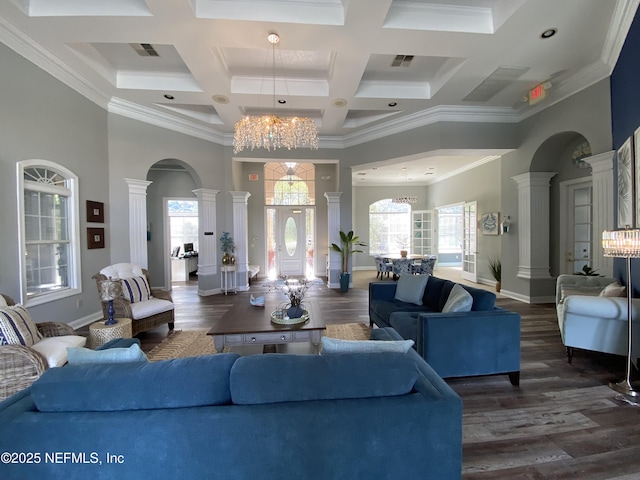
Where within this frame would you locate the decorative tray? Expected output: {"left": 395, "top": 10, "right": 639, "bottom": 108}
{"left": 271, "top": 310, "right": 310, "bottom": 325}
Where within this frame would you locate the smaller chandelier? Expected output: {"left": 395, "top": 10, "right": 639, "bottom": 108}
{"left": 392, "top": 196, "right": 417, "bottom": 204}
{"left": 233, "top": 33, "right": 319, "bottom": 154}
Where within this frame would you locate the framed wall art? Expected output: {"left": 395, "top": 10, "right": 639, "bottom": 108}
{"left": 635, "top": 127, "right": 640, "bottom": 226}
{"left": 481, "top": 212, "right": 499, "bottom": 235}
{"left": 87, "top": 227, "right": 105, "bottom": 249}
{"left": 616, "top": 136, "right": 634, "bottom": 228}
{"left": 86, "top": 200, "right": 104, "bottom": 223}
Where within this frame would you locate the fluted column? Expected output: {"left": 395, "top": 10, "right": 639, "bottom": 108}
{"left": 230, "top": 191, "right": 251, "bottom": 291}
{"left": 125, "top": 178, "right": 152, "bottom": 269}
{"left": 512, "top": 172, "right": 557, "bottom": 279}
{"left": 325, "top": 192, "right": 342, "bottom": 288}
{"left": 585, "top": 151, "right": 615, "bottom": 277}
{"left": 192, "top": 189, "right": 219, "bottom": 282}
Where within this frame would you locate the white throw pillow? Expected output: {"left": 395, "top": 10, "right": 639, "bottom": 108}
{"left": 442, "top": 284, "right": 473, "bottom": 313}
{"left": 321, "top": 337, "right": 414, "bottom": 354}
{"left": 0, "top": 295, "right": 7, "bottom": 307}
{"left": 394, "top": 274, "right": 429, "bottom": 306}
{"left": 30, "top": 335, "right": 87, "bottom": 367}
{"left": 600, "top": 282, "right": 626, "bottom": 298}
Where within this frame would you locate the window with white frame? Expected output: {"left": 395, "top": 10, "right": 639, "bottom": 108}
{"left": 18, "top": 161, "right": 81, "bottom": 305}
{"left": 369, "top": 199, "right": 411, "bottom": 256}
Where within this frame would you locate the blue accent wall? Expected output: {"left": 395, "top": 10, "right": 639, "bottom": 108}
{"left": 611, "top": 6, "right": 640, "bottom": 293}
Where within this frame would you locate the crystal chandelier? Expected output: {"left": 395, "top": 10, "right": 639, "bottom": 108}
{"left": 233, "top": 34, "right": 319, "bottom": 154}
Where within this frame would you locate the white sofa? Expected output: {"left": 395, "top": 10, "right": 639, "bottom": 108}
{"left": 556, "top": 274, "right": 640, "bottom": 363}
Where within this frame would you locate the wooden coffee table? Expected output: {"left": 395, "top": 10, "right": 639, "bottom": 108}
{"left": 206, "top": 295, "right": 326, "bottom": 353}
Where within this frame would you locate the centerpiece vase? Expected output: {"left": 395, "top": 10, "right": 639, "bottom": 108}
{"left": 222, "top": 253, "right": 234, "bottom": 265}
{"left": 287, "top": 304, "right": 304, "bottom": 319}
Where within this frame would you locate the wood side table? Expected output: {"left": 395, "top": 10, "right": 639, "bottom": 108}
{"left": 89, "top": 317, "right": 133, "bottom": 349}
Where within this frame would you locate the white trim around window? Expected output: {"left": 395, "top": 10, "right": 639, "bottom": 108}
{"left": 16, "top": 159, "right": 82, "bottom": 306}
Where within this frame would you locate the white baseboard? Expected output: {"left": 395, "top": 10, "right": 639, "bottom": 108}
{"left": 69, "top": 311, "right": 103, "bottom": 330}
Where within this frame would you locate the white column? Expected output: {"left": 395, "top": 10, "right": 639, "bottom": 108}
{"left": 585, "top": 151, "right": 615, "bottom": 277}
{"left": 125, "top": 178, "right": 152, "bottom": 269}
{"left": 325, "top": 192, "right": 342, "bottom": 288}
{"left": 192, "top": 189, "right": 219, "bottom": 280}
{"left": 230, "top": 191, "right": 251, "bottom": 291}
{"left": 512, "top": 172, "right": 557, "bottom": 279}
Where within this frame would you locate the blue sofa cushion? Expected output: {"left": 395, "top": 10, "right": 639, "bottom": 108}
{"left": 370, "top": 299, "right": 432, "bottom": 322}
{"left": 96, "top": 337, "right": 140, "bottom": 350}
{"left": 389, "top": 312, "right": 419, "bottom": 343}
{"left": 230, "top": 353, "right": 418, "bottom": 405}
{"left": 31, "top": 353, "right": 240, "bottom": 412}
{"left": 422, "top": 276, "right": 451, "bottom": 310}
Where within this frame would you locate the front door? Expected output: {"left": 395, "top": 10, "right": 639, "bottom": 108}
{"left": 462, "top": 201, "right": 478, "bottom": 283}
{"left": 276, "top": 208, "right": 305, "bottom": 277}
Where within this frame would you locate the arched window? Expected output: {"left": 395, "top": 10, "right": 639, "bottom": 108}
{"left": 18, "top": 160, "right": 81, "bottom": 305}
{"left": 265, "top": 162, "right": 315, "bottom": 205}
{"left": 369, "top": 199, "right": 411, "bottom": 256}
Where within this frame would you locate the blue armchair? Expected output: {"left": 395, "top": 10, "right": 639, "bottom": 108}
{"left": 369, "top": 278, "right": 521, "bottom": 385}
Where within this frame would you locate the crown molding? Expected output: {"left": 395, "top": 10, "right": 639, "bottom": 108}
{"left": 0, "top": 15, "right": 110, "bottom": 109}
{"left": 108, "top": 98, "right": 227, "bottom": 144}
{"left": 602, "top": 0, "right": 640, "bottom": 67}
{"left": 341, "top": 105, "right": 519, "bottom": 148}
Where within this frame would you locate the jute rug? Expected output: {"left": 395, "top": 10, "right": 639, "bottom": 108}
{"left": 147, "top": 322, "right": 371, "bottom": 361}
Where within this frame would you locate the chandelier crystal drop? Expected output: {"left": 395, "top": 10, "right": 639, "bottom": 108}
{"left": 233, "top": 33, "right": 319, "bottom": 154}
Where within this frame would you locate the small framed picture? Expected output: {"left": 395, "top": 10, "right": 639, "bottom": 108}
{"left": 481, "top": 212, "right": 499, "bottom": 235}
{"left": 617, "top": 136, "right": 634, "bottom": 228}
{"left": 86, "top": 200, "right": 104, "bottom": 223}
{"left": 87, "top": 227, "right": 105, "bottom": 249}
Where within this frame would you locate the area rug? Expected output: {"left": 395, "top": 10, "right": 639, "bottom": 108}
{"left": 146, "top": 322, "right": 371, "bottom": 361}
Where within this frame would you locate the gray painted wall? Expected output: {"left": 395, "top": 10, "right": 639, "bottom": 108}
{"left": 0, "top": 43, "right": 109, "bottom": 324}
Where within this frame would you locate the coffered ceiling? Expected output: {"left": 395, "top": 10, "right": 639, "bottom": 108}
{"left": 0, "top": 0, "right": 636, "bottom": 185}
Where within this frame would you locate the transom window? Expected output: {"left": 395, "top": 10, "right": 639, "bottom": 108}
{"left": 369, "top": 199, "right": 411, "bottom": 256}
{"left": 18, "top": 161, "right": 81, "bottom": 305}
{"left": 265, "top": 162, "right": 315, "bottom": 205}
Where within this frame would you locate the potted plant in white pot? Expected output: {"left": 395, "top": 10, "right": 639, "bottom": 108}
{"left": 331, "top": 230, "right": 367, "bottom": 292}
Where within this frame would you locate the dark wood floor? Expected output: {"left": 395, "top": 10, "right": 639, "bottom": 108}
{"left": 129, "top": 275, "right": 640, "bottom": 479}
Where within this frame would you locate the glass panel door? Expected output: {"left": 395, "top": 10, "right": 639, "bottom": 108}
{"left": 462, "top": 201, "right": 477, "bottom": 283}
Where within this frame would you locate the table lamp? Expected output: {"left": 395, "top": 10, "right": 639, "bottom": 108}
{"left": 602, "top": 227, "right": 640, "bottom": 398}
{"left": 99, "top": 278, "right": 121, "bottom": 325}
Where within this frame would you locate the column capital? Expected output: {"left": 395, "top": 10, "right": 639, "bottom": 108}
{"left": 584, "top": 150, "right": 614, "bottom": 174}
{"left": 229, "top": 191, "right": 251, "bottom": 203}
{"left": 324, "top": 192, "right": 342, "bottom": 203}
{"left": 192, "top": 189, "right": 220, "bottom": 202}
{"left": 124, "top": 178, "right": 152, "bottom": 195}
{"left": 511, "top": 172, "right": 557, "bottom": 188}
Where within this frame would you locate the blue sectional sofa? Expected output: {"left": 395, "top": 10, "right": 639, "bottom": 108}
{"left": 369, "top": 276, "right": 521, "bottom": 385}
{"left": 0, "top": 349, "right": 462, "bottom": 480}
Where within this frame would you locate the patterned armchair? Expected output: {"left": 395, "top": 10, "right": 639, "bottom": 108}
{"left": 374, "top": 256, "right": 393, "bottom": 279}
{"left": 93, "top": 263, "right": 175, "bottom": 337}
{"left": 392, "top": 258, "right": 414, "bottom": 279}
{"left": 416, "top": 256, "right": 437, "bottom": 276}
{"left": 0, "top": 294, "right": 80, "bottom": 400}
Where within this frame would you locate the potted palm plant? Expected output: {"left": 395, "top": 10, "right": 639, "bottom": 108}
{"left": 488, "top": 255, "right": 502, "bottom": 292}
{"left": 331, "top": 230, "right": 367, "bottom": 292}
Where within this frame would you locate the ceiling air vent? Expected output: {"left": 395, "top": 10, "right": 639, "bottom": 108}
{"left": 130, "top": 43, "right": 159, "bottom": 57}
{"left": 463, "top": 66, "right": 529, "bottom": 102}
{"left": 391, "top": 55, "right": 414, "bottom": 67}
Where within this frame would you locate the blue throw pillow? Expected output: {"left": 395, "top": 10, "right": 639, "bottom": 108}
{"left": 67, "top": 343, "right": 148, "bottom": 365}
{"left": 442, "top": 283, "right": 473, "bottom": 313}
{"left": 321, "top": 336, "right": 414, "bottom": 353}
{"left": 394, "top": 274, "right": 429, "bottom": 305}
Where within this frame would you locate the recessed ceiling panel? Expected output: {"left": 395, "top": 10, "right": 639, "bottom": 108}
{"left": 91, "top": 43, "right": 191, "bottom": 74}
{"left": 191, "top": 0, "right": 345, "bottom": 25}
{"left": 22, "top": 0, "right": 151, "bottom": 17}
{"left": 219, "top": 46, "right": 331, "bottom": 79}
